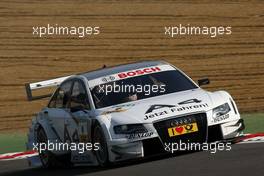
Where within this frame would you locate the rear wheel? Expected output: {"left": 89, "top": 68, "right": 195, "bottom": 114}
{"left": 93, "top": 124, "right": 109, "bottom": 166}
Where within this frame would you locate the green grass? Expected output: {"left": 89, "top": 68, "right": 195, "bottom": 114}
{"left": 0, "top": 133, "right": 27, "bottom": 154}
{"left": 242, "top": 113, "right": 264, "bottom": 134}
{"left": 0, "top": 113, "right": 263, "bottom": 154}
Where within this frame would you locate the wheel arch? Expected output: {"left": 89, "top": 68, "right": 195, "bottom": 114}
{"left": 27, "top": 115, "right": 60, "bottom": 152}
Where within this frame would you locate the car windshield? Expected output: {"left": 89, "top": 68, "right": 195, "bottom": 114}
{"left": 90, "top": 70, "right": 198, "bottom": 108}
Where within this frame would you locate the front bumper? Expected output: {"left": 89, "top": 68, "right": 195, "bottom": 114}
{"left": 221, "top": 118, "right": 245, "bottom": 139}
{"left": 108, "top": 113, "right": 209, "bottom": 162}
{"left": 108, "top": 113, "right": 245, "bottom": 162}
{"left": 110, "top": 141, "right": 144, "bottom": 161}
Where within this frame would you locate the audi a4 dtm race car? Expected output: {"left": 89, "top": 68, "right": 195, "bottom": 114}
{"left": 25, "top": 60, "right": 244, "bottom": 168}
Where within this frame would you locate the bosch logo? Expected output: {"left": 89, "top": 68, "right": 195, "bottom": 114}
{"left": 118, "top": 67, "right": 161, "bottom": 79}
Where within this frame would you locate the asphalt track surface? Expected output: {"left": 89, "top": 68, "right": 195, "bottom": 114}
{"left": 0, "top": 143, "right": 263, "bottom": 176}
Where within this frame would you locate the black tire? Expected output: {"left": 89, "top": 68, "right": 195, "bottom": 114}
{"left": 36, "top": 127, "right": 72, "bottom": 168}
{"left": 93, "top": 124, "right": 109, "bottom": 166}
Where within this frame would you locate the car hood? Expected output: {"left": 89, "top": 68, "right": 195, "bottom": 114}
{"left": 99, "top": 89, "right": 214, "bottom": 124}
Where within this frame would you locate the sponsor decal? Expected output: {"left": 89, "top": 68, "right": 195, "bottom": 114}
{"left": 64, "top": 125, "right": 79, "bottom": 143}
{"left": 167, "top": 123, "right": 198, "bottom": 137}
{"left": 144, "top": 100, "right": 208, "bottom": 120}
{"left": 212, "top": 113, "right": 230, "bottom": 123}
{"left": 113, "top": 103, "right": 136, "bottom": 109}
{"left": 126, "top": 132, "right": 154, "bottom": 140}
{"left": 118, "top": 67, "right": 161, "bottom": 79}
{"left": 101, "top": 76, "right": 115, "bottom": 82}
{"left": 145, "top": 104, "right": 175, "bottom": 114}
{"left": 88, "top": 64, "right": 175, "bottom": 87}
{"left": 102, "top": 107, "right": 127, "bottom": 115}
{"left": 72, "top": 154, "right": 91, "bottom": 163}
{"left": 102, "top": 104, "right": 135, "bottom": 115}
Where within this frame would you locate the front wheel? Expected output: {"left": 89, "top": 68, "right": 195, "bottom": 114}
{"left": 93, "top": 124, "right": 109, "bottom": 166}
{"left": 36, "top": 127, "right": 58, "bottom": 168}
{"left": 36, "top": 127, "right": 72, "bottom": 168}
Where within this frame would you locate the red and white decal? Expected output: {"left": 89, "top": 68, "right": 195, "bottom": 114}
{"left": 235, "top": 133, "right": 264, "bottom": 144}
{"left": 88, "top": 64, "right": 175, "bottom": 87}
{"left": 0, "top": 150, "right": 38, "bottom": 161}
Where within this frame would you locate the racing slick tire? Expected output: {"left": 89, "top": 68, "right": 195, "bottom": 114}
{"left": 93, "top": 124, "right": 109, "bottom": 166}
{"left": 36, "top": 127, "right": 72, "bottom": 168}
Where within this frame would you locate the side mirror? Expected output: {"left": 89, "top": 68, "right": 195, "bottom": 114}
{"left": 198, "top": 78, "right": 210, "bottom": 87}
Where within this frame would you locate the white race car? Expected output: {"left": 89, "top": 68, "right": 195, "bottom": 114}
{"left": 25, "top": 60, "right": 244, "bottom": 168}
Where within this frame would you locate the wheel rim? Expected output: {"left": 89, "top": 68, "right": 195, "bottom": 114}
{"left": 37, "top": 129, "right": 49, "bottom": 166}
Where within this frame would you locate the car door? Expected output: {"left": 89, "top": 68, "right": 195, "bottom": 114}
{"left": 46, "top": 80, "right": 73, "bottom": 142}
{"left": 66, "top": 80, "right": 92, "bottom": 145}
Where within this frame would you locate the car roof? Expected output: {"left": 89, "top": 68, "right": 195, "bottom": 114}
{"left": 81, "top": 60, "right": 169, "bottom": 80}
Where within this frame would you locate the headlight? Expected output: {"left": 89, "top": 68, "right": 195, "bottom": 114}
{"left": 114, "top": 124, "right": 148, "bottom": 134}
{"left": 212, "top": 103, "right": 231, "bottom": 118}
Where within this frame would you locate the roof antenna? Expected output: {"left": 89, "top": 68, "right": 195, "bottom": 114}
{"left": 102, "top": 64, "right": 107, "bottom": 68}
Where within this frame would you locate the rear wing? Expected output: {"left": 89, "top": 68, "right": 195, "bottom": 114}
{"left": 25, "top": 76, "right": 72, "bottom": 101}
